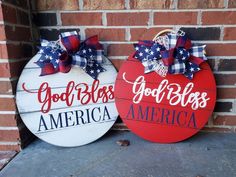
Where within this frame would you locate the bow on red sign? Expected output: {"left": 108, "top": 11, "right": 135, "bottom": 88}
{"left": 134, "top": 31, "right": 207, "bottom": 79}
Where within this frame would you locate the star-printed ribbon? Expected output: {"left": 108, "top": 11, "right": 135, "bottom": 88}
{"left": 35, "top": 31, "right": 105, "bottom": 80}
{"left": 134, "top": 31, "right": 207, "bottom": 80}
{"left": 134, "top": 41, "right": 166, "bottom": 74}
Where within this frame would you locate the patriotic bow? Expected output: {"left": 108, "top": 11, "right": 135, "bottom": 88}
{"left": 134, "top": 31, "right": 207, "bottom": 80}
{"left": 35, "top": 31, "right": 105, "bottom": 80}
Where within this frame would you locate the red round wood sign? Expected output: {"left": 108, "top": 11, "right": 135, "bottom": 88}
{"left": 115, "top": 54, "right": 216, "bottom": 143}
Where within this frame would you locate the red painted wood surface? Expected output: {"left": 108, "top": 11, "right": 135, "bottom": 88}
{"left": 115, "top": 54, "right": 216, "bottom": 143}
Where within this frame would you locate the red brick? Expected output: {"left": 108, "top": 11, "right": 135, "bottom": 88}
{"left": 0, "top": 25, "right": 6, "bottom": 41}
{"left": 0, "top": 44, "right": 8, "bottom": 59}
{"left": 229, "top": 0, "right": 236, "bottom": 8}
{"left": 214, "top": 115, "right": 236, "bottom": 126}
{"left": 110, "top": 59, "right": 125, "bottom": 70}
{"left": 0, "top": 98, "right": 16, "bottom": 111}
{"left": 207, "top": 59, "right": 214, "bottom": 70}
{"left": 215, "top": 74, "right": 236, "bottom": 85}
{"left": 154, "top": 12, "right": 197, "bottom": 25}
{"left": 61, "top": 13, "right": 102, "bottom": 26}
{"left": 0, "top": 130, "right": 19, "bottom": 141}
{"left": 1, "top": 4, "right": 17, "bottom": 24}
{"left": 214, "top": 102, "right": 232, "bottom": 112}
{"left": 178, "top": 0, "right": 224, "bottom": 9}
{"left": 130, "top": 0, "right": 173, "bottom": 9}
{"left": 0, "top": 81, "right": 13, "bottom": 94}
{"left": 215, "top": 59, "right": 236, "bottom": 71}
{"left": 0, "top": 114, "right": 17, "bottom": 127}
{"left": 4, "top": 0, "right": 29, "bottom": 9}
{"left": 202, "top": 127, "right": 234, "bottom": 133}
{"left": 0, "top": 44, "right": 33, "bottom": 59}
{"left": 16, "top": 9, "right": 30, "bottom": 25}
{"left": 84, "top": 0, "right": 125, "bottom": 10}
{"left": 0, "top": 63, "right": 11, "bottom": 77}
{"left": 5, "top": 25, "right": 32, "bottom": 42}
{"left": 9, "top": 60, "right": 28, "bottom": 77}
{"left": 224, "top": 27, "right": 236, "bottom": 40}
{"left": 35, "top": 0, "right": 79, "bottom": 10}
{"left": 7, "top": 44, "right": 33, "bottom": 59}
{"left": 202, "top": 11, "right": 236, "bottom": 25}
{"left": 107, "top": 13, "right": 149, "bottom": 26}
{"left": 206, "top": 44, "right": 236, "bottom": 56}
{"left": 0, "top": 144, "right": 20, "bottom": 151}
{"left": 85, "top": 28, "right": 126, "bottom": 41}
{"left": 130, "top": 27, "right": 168, "bottom": 41}
{"left": 19, "top": 126, "right": 35, "bottom": 148}
{"left": 217, "top": 88, "right": 236, "bottom": 99}
{"left": 33, "top": 13, "right": 57, "bottom": 27}
{"left": 107, "top": 44, "right": 134, "bottom": 56}
{"left": 181, "top": 27, "right": 221, "bottom": 41}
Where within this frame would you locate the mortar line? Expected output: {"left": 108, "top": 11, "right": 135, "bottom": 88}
{"left": 224, "top": 0, "right": 229, "bottom": 8}
{"left": 125, "top": 0, "right": 130, "bottom": 9}
{"left": 79, "top": 0, "right": 83, "bottom": 10}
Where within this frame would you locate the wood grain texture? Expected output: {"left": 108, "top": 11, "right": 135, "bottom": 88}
{"left": 16, "top": 54, "right": 118, "bottom": 147}
{"left": 114, "top": 55, "right": 216, "bottom": 143}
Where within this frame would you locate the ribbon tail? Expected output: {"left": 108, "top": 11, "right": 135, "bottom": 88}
{"left": 191, "top": 45, "right": 207, "bottom": 61}
{"left": 59, "top": 53, "right": 72, "bottom": 73}
{"left": 184, "top": 62, "right": 201, "bottom": 80}
{"left": 37, "top": 62, "right": 57, "bottom": 76}
{"left": 85, "top": 61, "right": 106, "bottom": 80}
{"left": 184, "top": 72, "right": 194, "bottom": 80}
{"left": 71, "top": 54, "right": 87, "bottom": 69}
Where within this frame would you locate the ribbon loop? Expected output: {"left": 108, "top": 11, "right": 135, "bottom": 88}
{"left": 60, "top": 31, "right": 80, "bottom": 53}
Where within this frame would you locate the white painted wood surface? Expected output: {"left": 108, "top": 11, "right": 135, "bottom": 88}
{"left": 16, "top": 54, "right": 118, "bottom": 147}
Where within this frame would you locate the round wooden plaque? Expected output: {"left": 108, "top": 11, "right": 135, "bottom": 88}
{"left": 16, "top": 54, "right": 118, "bottom": 147}
{"left": 115, "top": 55, "right": 216, "bottom": 143}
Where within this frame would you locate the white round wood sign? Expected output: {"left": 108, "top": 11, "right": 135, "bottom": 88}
{"left": 16, "top": 54, "right": 118, "bottom": 147}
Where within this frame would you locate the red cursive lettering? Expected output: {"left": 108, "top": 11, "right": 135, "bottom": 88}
{"left": 22, "top": 80, "right": 114, "bottom": 113}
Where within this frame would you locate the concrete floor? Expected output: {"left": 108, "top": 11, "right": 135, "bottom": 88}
{"left": 0, "top": 131, "right": 236, "bottom": 177}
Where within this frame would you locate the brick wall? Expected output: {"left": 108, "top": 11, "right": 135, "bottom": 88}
{"left": 1, "top": 0, "right": 236, "bottom": 151}
{"left": 31, "top": 0, "right": 236, "bottom": 132}
{"left": 0, "top": 0, "right": 35, "bottom": 151}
